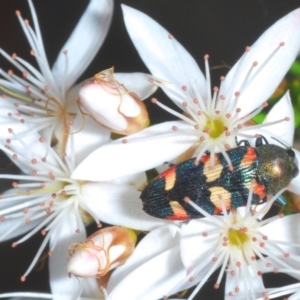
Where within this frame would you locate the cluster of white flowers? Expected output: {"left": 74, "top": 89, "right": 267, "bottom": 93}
{"left": 1, "top": 1, "right": 300, "bottom": 300}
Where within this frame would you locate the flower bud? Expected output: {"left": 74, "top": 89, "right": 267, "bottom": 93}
{"left": 79, "top": 68, "right": 149, "bottom": 135}
{"left": 67, "top": 226, "right": 137, "bottom": 278}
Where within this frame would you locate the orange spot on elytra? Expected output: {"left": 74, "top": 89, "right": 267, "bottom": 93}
{"left": 240, "top": 147, "right": 258, "bottom": 168}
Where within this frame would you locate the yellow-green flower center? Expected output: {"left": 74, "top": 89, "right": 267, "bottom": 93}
{"left": 228, "top": 229, "right": 249, "bottom": 246}
{"left": 204, "top": 118, "right": 224, "bottom": 138}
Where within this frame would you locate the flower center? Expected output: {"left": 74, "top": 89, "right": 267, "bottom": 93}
{"left": 227, "top": 228, "right": 249, "bottom": 246}
{"left": 204, "top": 118, "right": 224, "bottom": 138}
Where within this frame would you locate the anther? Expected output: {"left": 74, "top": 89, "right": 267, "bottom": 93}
{"left": 25, "top": 219, "right": 31, "bottom": 224}
{"left": 97, "top": 223, "right": 103, "bottom": 228}
{"left": 263, "top": 235, "right": 268, "bottom": 240}
{"left": 220, "top": 95, "right": 225, "bottom": 100}
{"left": 236, "top": 108, "right": 241, "bottom": 113}
{"left": 204, "top": 54, "right": 209, "bottom": 60}
{"left": 189, "top": 276, "right": 195, "bottom": 282}
{"left": 12, "top": 182, "right": 18, "bottom": 188}
{"left": 236, "top": 262, "right": 241, "bottom": 267}
{"left": 200, "top": 136, "right": 205, "bottom": 141}
{"left": 63, "top": 50, "right": 68, "bottom": 54}
{"left": 220, "top": 76, "right": 225, "bottom": 81}
{"left": 266, "top": 263, "right": 271, "bottom": 267}
{"left": 42, "top": 157, "right": 47, "bottom": 162}
{"left": 182, "top": 101, "right": 188, "bottom": 107}
{"left": 215, "top": 110, "right": 220, "bottom": 114}
{"left": 76, "top": 229, "right": 80, "bottom": 233}
{"left": 22, "top": 72, "right": 28, "bottom": 78}
{"left": 193, "top": 99, "right": 199, "bottom": 104}
{"left": 202, "top": 232, "right": 208, "bottom": 237}
{"left": 285, "top": 117, "right": 290, "bottom": 121}
{"left": 8, "top": 70, "right": 13, "bottom": 76}
{"left": 122, "top": 139, "right": 128, "bottom": 144}
{"left": 20, "top": 119, "right": 25, "bottom": 123}
{"left": 214, "top": 284, "right": 220, "bottom": 289}
{"left": 172, "top": 126, "right": 178, "bottom": 131}
{"left": 30, "top": 50, "right": 35, "bottom": 56}
{"left": 48, "top": 251, "right": 53, "bottom": 256}
{"left": 15, "top": 10, "right": 21, "bottom": 16}
{"left": 235, "top": 287, "right": 240, "bottom": 293}
{"left": 41, "top": 229, "right": 46, "bottom": 235}
{"left": 12, "top": 242, "right": 18, "bottom": 248}
{"left": 213, "top": 86, "right": 219, "bottom": 92}
{"left": 12, "top": 53, "right": 17, "bottom": 59}
{"left": 284, "top": 253, "right": 290, "bottom": 258}
{"left": 253, "top": 61, "right": 258, "bottom": 67}
{"left": 45, "top": 208, "right": 51, "bottom": 214}
{"left": 0, "top": 216, "right": 5, "bottom": 222}
{"left": 257, "top": 271, "right": 263, "bottom": 276}
{"left": 51, "top": 193, "right": 56, "bottom": 199}
{"left": 194, "top": 124, "right": 199, "bottom": 129}
{"left": 234, "top": 91, "right": 240, "bottom": 97}
{"left": 245, "top": 46, "right": 251, "bottom": 52}
{"left": 20, "top": 276, "right": 26, "bottom": 282}
{"left": 12, "top": 154, "right": 18, "bottom": 160}
{"left": 8, "top": 128, "right": 13, "bottom": 133}
{"left": 182, "top": 85, "right": 187, "bottom": 91}
{"left": 259, "top": 242, "right": 265, "bottom": 247}
{"left": 197, "top": 111, "right": 202, "bottom": 115}
{"left": 23, "top": 208, "right": 28, "bottom": 214}
{"left": 168, "top": 34, "right": 174, "bottom": 40}
{"left": 24, "top": 19, "right": 29, "bottom": 25}
{"left": 39, "top": 137, "right": 45, "bottom": 143}
{"left": 31, "top": 159, "right": 37, "bottom": 164}
{"left": 279, "top": 42, "right": 285, "bottom": 46}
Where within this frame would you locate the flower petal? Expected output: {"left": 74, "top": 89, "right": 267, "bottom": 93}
{"left": 108, "top": 225, "right": 180, "bottom": 290}
{"left": 107, "top": 245, "right": 187, "bottom": 300}
{"left": 81, "top": 182, "right": 169, "bottom": 230}
{"left": 180, "top": 219, "right": 218, "bottom": 272}
{"left": 48, "top": 210, "right": 100, "bottom": 299}
{"left": 51, "top": 0, "right": 114, "bottom": 89}
{"left": 114, "top": 72, "right": 158, "bottom": 100}
{"left": 221, "top": 8, "right": 300, "bottom": 117}
{"left": 122, "top": 5, "right": 207, "bottom": 103}
{"left": 71, "top": 121, "right": 197, "bottom": 181}
{"left": 263, "top": 91, "right": 294, "bottom": 145}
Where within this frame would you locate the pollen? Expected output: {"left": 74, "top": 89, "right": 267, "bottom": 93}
{"left": 227, "top": 228, "right": 249, "bottom": 246}
{"left": 203, "top": 118, "right": 224, "bottom": 138}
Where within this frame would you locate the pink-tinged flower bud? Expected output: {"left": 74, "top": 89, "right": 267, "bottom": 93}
{"left": 79, "top": 68, "right": 149, "bottom": 135}
{"left": 67, "top": 226, "right": 137, "bottom": 278}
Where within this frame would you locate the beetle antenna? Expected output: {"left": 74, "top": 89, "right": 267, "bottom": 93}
{"left": 271, "top": 136, "right": 291, "bottom": 149}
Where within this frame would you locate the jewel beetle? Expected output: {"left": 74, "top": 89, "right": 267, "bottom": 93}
{"left": 140, "top": 136, "right": 299, "bottom": 220}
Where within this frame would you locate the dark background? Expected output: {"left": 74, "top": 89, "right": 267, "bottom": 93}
{"left": 0, "top": 0, "right": 299, "bottom": 299}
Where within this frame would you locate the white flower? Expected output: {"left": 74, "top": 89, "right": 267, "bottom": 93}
{"left": 104, "top": 188, "right": 300, "bottom": 300}
{"left": 0, "top": 127, "right": 167, "bottom": 299}
{"left": 0, "top": 0, "right": 156, "bottom": 165}
{"left": 71, "top": 6, "right": 300, "bottom": 181}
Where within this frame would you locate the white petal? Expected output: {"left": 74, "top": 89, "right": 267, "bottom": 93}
{"left": 49, "top": 211, "right": 89, "bottom": 299}
{"left": 180, "top": 219, "right": 218, "bottom": 272}
{"left": 225, "top": 267, "right": 265, "bottom": 300}
{"left": 112, "top": 171, "right": 147, "bottom": 190}
{"left": 107, "top": 246, "right": 187, "bottom": 300}
{"left": 263, "top": 91, "right": 294, "bottom": 145}
{"left": 221, "top": 8, "right": 300, "bottom": 117}
{"left": 109, "top": 225, "right": 180, "bottom": 289}
{"left": 122, "top": 5, "right": 207, "bottom": 103}
{"left": 259, "top": 214, "right": 300, "bottom": 255}
{"left": 0, "top": 218, "right": 41, "bottom": 242}
{"left": 52, "top": 0, "right": 114, "bottom": 89}
{"left": 71, "top": 121, "right": 197, "bottom": 181}
{"left": 114, "top": 72, "right": 158, "bottom": 100}
{"left": 81, "top": 182, "right": 169, "bottom": 230}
